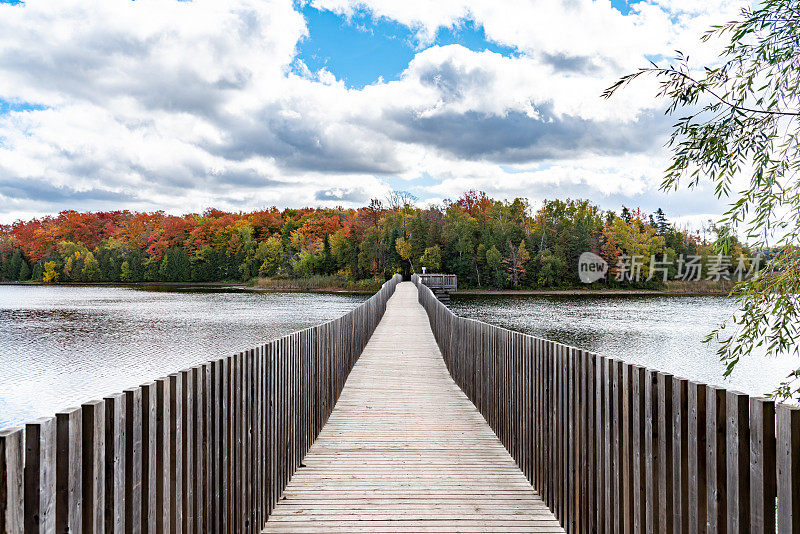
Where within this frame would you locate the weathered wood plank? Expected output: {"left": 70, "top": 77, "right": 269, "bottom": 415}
{"left": 726, "top": 391, "right": 750, "bottom": 532}
{"left": 688, "top": 381, "right": 707, "bottom": 534}
{"left": 706, "top": 386, "right": 727, "bottom": 534}
{"left": 144, "top": 381, "right": 158, "bottom": 533}
{"left": 124, "top": 387, "right": 142, "bottom": 534}
{"left": 81, "top": 400, "right": 104, "bottom": 533}
{"left": 104, "top": 392, "right": 126, "bottom": 532}
{"left": 672, "top": 378, "right": 688, "bottom": 533}
{"left": 0, "top": 427, "right": 24, "bottom": 534}
{"left": 631, "top": 365, "right": 646, "bottom": 534}
{"left": 657, "top": 372, "right": 673, "bottom": 534}
{"left": 749, "top": 397, "right": 776, "bottom": 533}
{"left": 25, "top": 417, "right": 56, "bottom": 533}
{"left": 778, "top": 404, "right": 800, "bottom": 533}
{"left": 55, "top": 407, "right": 82, "bottom": 533}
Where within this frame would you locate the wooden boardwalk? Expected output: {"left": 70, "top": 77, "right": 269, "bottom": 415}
{"left": 263, "top": 282, "right": 563, "bottom": 533}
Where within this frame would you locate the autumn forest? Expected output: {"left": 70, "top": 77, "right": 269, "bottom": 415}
{"left": 0, "top": 191, "right": 751, "bottom": 289}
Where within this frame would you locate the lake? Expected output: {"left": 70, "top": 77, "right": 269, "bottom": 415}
{"left": 0, "top": 285, "right": 366, "bottom": 428}
{"left": 451, "top": 293, "right": 797, "bottom": 399}
{"left": 2, "top": 286, "right": 795, "bottom": 430}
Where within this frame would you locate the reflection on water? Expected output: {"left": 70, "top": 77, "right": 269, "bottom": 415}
{"left": 0, "top": 285, "right": 366, "bottom": 428}
{"left": 451, "top": 294, "right": 797, "bottom": 398}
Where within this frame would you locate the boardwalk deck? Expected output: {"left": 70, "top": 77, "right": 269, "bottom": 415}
{"left": 263, "top": 282, "right": 564, "bottom": 533}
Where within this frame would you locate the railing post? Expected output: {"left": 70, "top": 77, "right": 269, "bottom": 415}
{"left": 706, "top": 386, "right": 727, "bottom": 533}
{"left": 688, "top": 381, "right": 708, "bottom": 534}
{"left": 103, "top": 392, "right": 126, "bottom": 532}
{"left": 25, "top": 417, "right": 56, "bottom": 533}
{"left": 81, "top": 399, "right": 104, "bottom": 533}
{"left": 54, "top": 407, "right": 81, "bottom": 533}
{"left": 672, "top": 377, "right": 689, "bottom": 533}
{"left": 778, "top": 404, "right": 800, "bottom": 532}
{"left": 749, "top": 397, "right": 776, "bottom": 533}
{"left": 726, "top": 391, "right": 750, "bottom": 531}
{"left": 1, "top": 427, "right": 24, "bottom": 533}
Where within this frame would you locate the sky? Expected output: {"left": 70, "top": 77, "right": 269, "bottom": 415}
{"left": 0, "top": 0, "right": 748, "bottom": 226}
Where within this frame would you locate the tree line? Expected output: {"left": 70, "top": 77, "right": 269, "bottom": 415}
{"left": 0, "top": 191, "right": 754, "bottom": 289}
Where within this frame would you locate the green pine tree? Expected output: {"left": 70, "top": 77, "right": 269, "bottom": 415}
{"left": 7, "top": 250, "right": 23, "bottom": 280}
{"left": 18, "top": 260, "right": 31, "bottom": 281}
{"left": 31, "top": 262, "right": 43, "bottom": 282}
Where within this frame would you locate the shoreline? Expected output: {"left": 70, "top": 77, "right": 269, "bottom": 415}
{"left": 1, "top": 280, "right": 733, "bottom": 296}
{"left": 453, "top": 288, "right": 733, "bottom": 296}
{"left": 0, "top": 280, "right": 377, "bottom": 294}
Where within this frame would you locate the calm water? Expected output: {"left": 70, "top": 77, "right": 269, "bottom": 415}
{"left": 451, "top": 294, "right": 797, "bottom": 398}
{"left": 3, "top": 288, "right": 795, "bottom": 429}
{"left": 0, "top": 285, "right": 366, "bottom": 428}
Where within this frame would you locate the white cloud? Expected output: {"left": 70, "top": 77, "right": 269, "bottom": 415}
{"left": 0, "top": 0, "right": 748, "bottom": 223}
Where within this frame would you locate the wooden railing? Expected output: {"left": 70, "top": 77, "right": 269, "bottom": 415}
{"left": 413, "top": 274, "right": 800, "bottom": 533}
{"left": 0, "top": 274, "right": 401, "bottom": 533}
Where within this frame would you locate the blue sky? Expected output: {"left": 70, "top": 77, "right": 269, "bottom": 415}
{"left": 296, "top": 1, "right": 634, "bottom": 89}
{"left": 0, "top": 0, "right": 742, "bottom": 225}
{"left": 296, "top": 5, "right": 519, "bottom": 88}
{"left": 0, "top": 100, "right": 45, "bottom": 114}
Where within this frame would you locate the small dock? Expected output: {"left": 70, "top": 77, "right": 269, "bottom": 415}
{"left": 416, "top": 273, "right": 457, "bottom": 304}
{"left": 264, "top": 282, "right": 562, "bottom": 532}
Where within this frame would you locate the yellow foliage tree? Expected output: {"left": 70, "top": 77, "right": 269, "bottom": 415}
{"left": 42, "top": 261, "right": 59, "bottom": 283}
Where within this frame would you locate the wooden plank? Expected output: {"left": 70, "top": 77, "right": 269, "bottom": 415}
{"left": 168, "top": 373, "right": 183, "bottom": 533}
{"left": 155, "top": 378, "right": 169, "bottom": 533}
{"left": 777, "top": 404, "right": 800, "bottom": 533}
{"left": 535, "top": 339, "right": 543, "bottom": 501}
{"left": 570, "top": 347, "right": 578, "bottom": 533}
{"left": 211, "top": 359, "right": 222, "bottom": 532}
{"left": 687, "top": 382, "right": 707, "bottom": 534}
{"left": 180, "top": 369, "right": 194, "bottom": 534}
{"left": 194, "top": 365, "right": 206, "bottom": 532}
{"left": 203, "top": 362, "right": 213, "bottom": 530}
{"left": 596, "top": 354, "right": 605, "bottom": 533}
{"left": 612, "top": 359, "right": 622, "bottom": 533}
{"left": 81, "top": 400, "right": 104, "bottom": 533}
{"left": 631, "top": 366, "right": 646, "bottom": 534}
{"left": 603, "top": 356, "right": 612, "bottom": 533}
{"left": 104, "top": 393, "right": 126, "bottom": 532}
{"left": 559, "top": 343, "right": 566, "bottom": 526}
{"left": 725, "top": 391, "right": 749, "bottom": 532}
{"left": 672, "top": 378, "right": 688, "bottom": 533}
{"left": 223, "top": 356, "right": 233, "bottom": 532}
{"left": 621, "top": 362, "right": 633, "bottom": 534}
{"left": 25, "top": 417, "right": 56, "bottom": 533}
{"left": 55, "top": 407, "right": 82, "bottom": 533}
{"left": 644, "top": 369, "right": 658, "bottom": 534}
{"left": 142, "top": 382, "right": 158, "bottom": 534}
{"left": 0, "top": 427, "right": 24, "bottom": 534}
{"left": 749, "top": 397, "right": 776, "bottom": 534}
{"left": 244, "top": 351, "right": 252, "bottom": 533}
{"left": 256, "top": 346, "right": 265, "bottom": 531}
{"left": 657, "top": 372, "right": 673, "bottom": 534}
{"left": 123, "top": 387, "right": 142, "bottom": 534}
{"left": 706, "top": 386, "right": 727, "bottom": 533}
{"left": 586, "top": 353, "right": 598, "bottom": 534}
